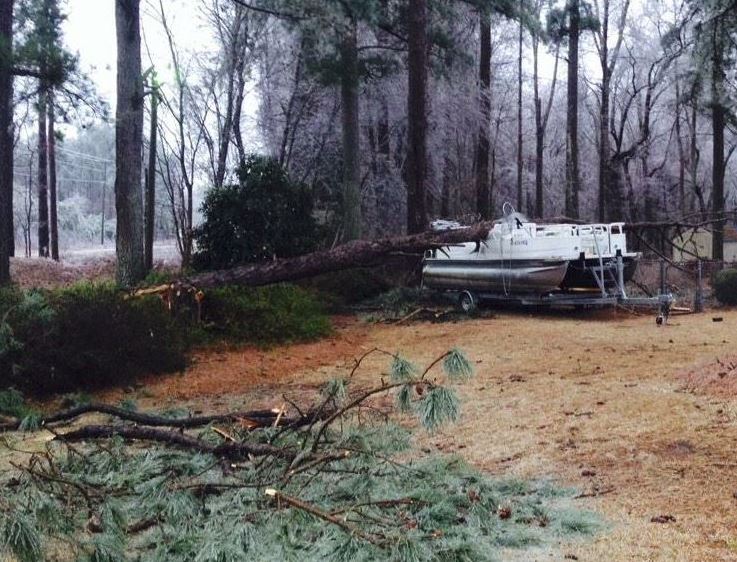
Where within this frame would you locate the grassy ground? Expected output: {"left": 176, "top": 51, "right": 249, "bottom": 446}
{"left": 4, "top": 307, "right": 737, "bottom": 560}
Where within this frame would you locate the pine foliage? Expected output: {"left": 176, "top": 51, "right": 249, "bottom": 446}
{"left": 0, "top": 350, "right": 601, "bottom": 561}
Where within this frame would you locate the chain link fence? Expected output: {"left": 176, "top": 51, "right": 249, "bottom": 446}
{"left": 632, "top": 259, "right": 736, "bottom": 310}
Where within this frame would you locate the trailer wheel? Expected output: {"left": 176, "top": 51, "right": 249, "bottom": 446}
{"left": 459, "top": 291, "right": 477, "bottom": 313}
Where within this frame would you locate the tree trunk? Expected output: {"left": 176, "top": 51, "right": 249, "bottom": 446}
{"left": 516, "top": 15, "right": 523, "bottom": 211}
{"left": 533, "top": 30, "right": 558, "bottom": 219}
{"left": 185, "top": 181, "right": 193, "bottom": 270}
{"left": 115, "top": 0, "right": 145, "bottom": 287}
{"left": 48, "top": 92, "right": 59, "bottom": 260}
{"left": 340, "top": 20, "right": 361, "bottom": 241}
{"left": 0, "top": 0, "right": 13, "bottom": 284}
{"left": 185, "top": 223, "right": 494, "bottom": 289}
{"left": 475, "top": 13, "right": 491, "bottom": 219}
{"left": 596, "top": 0, "right": 609, "bottom": 222}
{"left": 565, "top": 0, "right": 580, "bottom": 219}
{"left": 376, "top": 0, "right": 391, "bottom": 160}
{"left": 533, "top": 34, "right": 542, "bottom": 219}
{"left": 407, "top": 0, "right": 428, "bottom": 233}
{"left": 598, "top": 73, "right": 609, "bottom": 221}
{"left": 674, "top": 66, "right": 686, "bottom": 214}
{"left": 688, "top": 99, "right": 705, "bottom": 216}
{"left": 37, "top": 90, "right": 50, "bottom": 258}
{"left": 711, "top": 21, "right": 725, "bottom": 261}
{"left": 441, "top": 153, "right": 452, "bottom": 218}
{"left": 144, "top": 91, "right": 158, "bottom": 271}
{"left": 377, "top": 95, "right": 391, "bottom": 158}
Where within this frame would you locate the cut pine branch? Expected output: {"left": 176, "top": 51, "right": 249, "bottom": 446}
{"left": 0, "top": 402, "right": 325, "bottom": 432}
{"left": 264, "top": 488, "right": 384, "bottom": 545}
{"left": 56, "top": 425, "right": 299, "bottom": 461}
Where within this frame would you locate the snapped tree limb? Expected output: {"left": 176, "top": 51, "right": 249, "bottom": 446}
{"left": 0, "top": 402, "right": 320, "bottom": 432}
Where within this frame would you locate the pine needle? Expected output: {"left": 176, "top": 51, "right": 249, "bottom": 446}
{"left": 390, "top": 355, "right": 417, "bottom": 382}
{"left": 442, "top": 349, "right": 473, "bottom": 381}
{"left": 418, "top": 387, "right": 460, "bottom": 431}
{"left": 1, "top": 513, "right": 42, "bottom": 562}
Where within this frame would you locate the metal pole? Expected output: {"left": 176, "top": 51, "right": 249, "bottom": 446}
{"left": 694, "top": 260, "right": 704, "bottom": 313}
{"left": 617, "top": 254, "right": 626, "bottom": 299}
{"left": 659, "top": 260, "right": 666, "bottom": 295}
{"left": 100, "top": 162, "right": 106, "bottom": 246}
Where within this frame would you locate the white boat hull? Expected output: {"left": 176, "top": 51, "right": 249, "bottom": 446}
{"left": 422, "top": 259, "right": 569, "bottom": 293}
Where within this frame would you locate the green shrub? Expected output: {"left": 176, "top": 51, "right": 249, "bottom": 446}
{"left": 303, "top": 269, "right": 391, "bottom": 308}
{"left": 201, "top": 285, "right": 331, "bottom": 345}
{"left": 192, "top": 155, "right": 324, "bottom": 271}
{"left": 1, "top": 283, "right": 187, "bottom": 396}
{"left": 0, "top": 388, "right": 28, "bottom": 418}
{"left": 141, "top": 269, "right": 177, "bottom": 286}
{"left": 714, "top": 268, "right": 737, "bottom": 305}
{"left": 1, "top": 281, "right": 332, "bottom": 396}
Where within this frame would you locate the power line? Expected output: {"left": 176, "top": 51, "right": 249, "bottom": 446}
{"left": 13, "top": 171, "right": 107, "bottom": 184}
{"left": 55, "top": 160, "right": 108, "bottom": 173}
{"left": 55, "top": 146, "right": 113, "bottom": 163}
{"left": 58, "top": 177, "right": 107, "bottom": 184}
{"left": 16, "top": 146, "right": 113, "bottom": 165}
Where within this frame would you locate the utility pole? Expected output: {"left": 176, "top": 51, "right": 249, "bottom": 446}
{"left": 101, "top": 161, "right": 107, "bottom": 246}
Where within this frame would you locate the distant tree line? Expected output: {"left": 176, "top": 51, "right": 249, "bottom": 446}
{"left": 1, "top": 0, "right": 736, "bottom": 286}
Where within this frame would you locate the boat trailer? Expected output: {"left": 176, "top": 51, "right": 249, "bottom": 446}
{"left": 435, "top": 255, "right": 674, "bottom": 323}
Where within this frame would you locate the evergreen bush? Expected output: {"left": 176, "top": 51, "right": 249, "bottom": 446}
{"left": 0, "top": 283, "right": 188, "bottom": 395}
{"left": 302, "top": 268, "right": 391, "bottom": 308}
{"left": 0, "top": 282, "right": 332, "bottom": 395}
{"left": 713, "top": 268, "right": 737, "bottom": 305}
{"left": 202, "top": 285, "right": 331, "bottom": 345}
{"left": 192, "top": 155, "right": 324, "bottom": 271}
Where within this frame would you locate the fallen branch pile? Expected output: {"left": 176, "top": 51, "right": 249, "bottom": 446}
{"left": 0, "top": 349, "right": 601, "bottom": 561}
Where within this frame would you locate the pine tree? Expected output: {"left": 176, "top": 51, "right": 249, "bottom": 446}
{"left": 548, "top": 0, "right": 599, "bottom": 219}
{"left": 16, "top": 0, "right": 79, "bottom": 260}
{"left": 262, "top": 0, "right": 389, "bottom": 241}
{"left": 532, "top": 0, "right": 560, "bottom": 219}
{"left": 115, "top": 0, "right": 145, "bottom": 286}
{"left": 0, "top": 0, "right": 12, "bottom": 285}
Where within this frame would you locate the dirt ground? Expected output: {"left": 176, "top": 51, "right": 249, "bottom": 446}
{"left": 7, "top": 306, "right": 737, "bottom": 560}
{"left": 127, "top": 307, "right": 737, "bottom": 561}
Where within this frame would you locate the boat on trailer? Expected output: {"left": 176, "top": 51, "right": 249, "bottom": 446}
{"left": 422, "top": 204, "right": 641, "bottom": 295}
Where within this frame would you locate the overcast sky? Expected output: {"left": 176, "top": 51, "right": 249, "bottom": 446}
{"left": 63, "top": 0, "right": 263, "bottom": 149}
{"left": 64, "top": 0, "right": 209, "bottom": 109}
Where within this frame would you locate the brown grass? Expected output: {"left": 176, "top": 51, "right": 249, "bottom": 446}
{"left": 9, "top": 256, "right": 116, "bottom": 289}
{"left": 248, "top": 308, "right": 737, "bottom": 561}
{"left": 7, "top": 307, "right": 737, "bottom": 560}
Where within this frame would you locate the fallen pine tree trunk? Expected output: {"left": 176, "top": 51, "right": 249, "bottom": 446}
{"left": 133, "top": 212, "right": 737, "bottom": 299}
{"left": 181, "top": 222, "right": 493, "bottom": 289}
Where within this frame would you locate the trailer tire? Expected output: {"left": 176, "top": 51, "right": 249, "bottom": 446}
{"left": 459, "top": 291, "right": 477, "bottom": 313}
